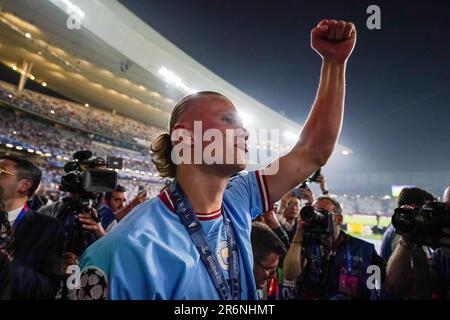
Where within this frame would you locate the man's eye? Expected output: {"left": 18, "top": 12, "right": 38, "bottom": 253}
{"left": 223, "top": 117, "right": 233, "bottom": 124}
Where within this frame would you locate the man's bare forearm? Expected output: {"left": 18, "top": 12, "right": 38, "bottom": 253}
{"left": 386, "top": 243, "right": 414, "bottom": 296}
{"left": 283, "top": 237, "right": 304, "bottom": 281}
{"left": 295, "top": 61, "right": 346, "bottom": 165}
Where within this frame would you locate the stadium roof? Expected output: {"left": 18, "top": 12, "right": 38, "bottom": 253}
{"left": 0, "top": 0, "right": 350, "bottom": 154}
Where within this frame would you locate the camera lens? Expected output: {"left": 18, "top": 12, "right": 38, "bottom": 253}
{"left": 392, "top": 208, "right": 417, "bottom": 235}
{"left": 301, "top": 206, "right": 325, "bottom": 225}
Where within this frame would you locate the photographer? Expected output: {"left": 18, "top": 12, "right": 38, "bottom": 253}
{"left": 283, "top": 196, "right": 386, "bottom": 300}
{"left": 279, "top": 173, "right": 324, "bottom": 243}
{"left": 380, "top": 187, "right": 435, "bottom": 262}
{"left": 386, "top": 188, "right": 450, "bottom": 299}
{"left": 0, "top": 155, "right": 64, "bottom": 299}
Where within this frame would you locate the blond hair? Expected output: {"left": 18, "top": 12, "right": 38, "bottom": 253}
{"left": 150, "top": 91, "right": 225, "bottom": 178}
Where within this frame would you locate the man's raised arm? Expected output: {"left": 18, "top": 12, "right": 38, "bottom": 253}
{"left": 264, "top": 19, "right": 356, "bottom": 202}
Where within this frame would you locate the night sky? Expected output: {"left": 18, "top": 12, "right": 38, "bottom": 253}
{"left": 119, "top": 0, "right": 450, "bottom": 174}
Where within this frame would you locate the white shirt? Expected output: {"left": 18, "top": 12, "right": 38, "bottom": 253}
{"left": 8, "top": 206, "right": 24, "bottom": 225}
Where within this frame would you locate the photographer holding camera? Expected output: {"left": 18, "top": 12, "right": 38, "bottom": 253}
{"left": 283, "top": 196, "right": 385, "bottom": 300}
{"left": 380, "top": 187, "right": 435, "bottom": 262}
{"left": 385, "top": 187, "right": 450, "bottom": 299}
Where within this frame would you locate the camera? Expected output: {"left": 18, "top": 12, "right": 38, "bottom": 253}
{"left": 300, "top": 205, "right": 334, "bottom": 235}
{"left": 298, "top": 168, "right": 321, "bottom": 190}
{"left": 59, "top": 150, "right": 121, "bottom": 256}
{"left": 391, "top": 201, "right": 450, "bottom": 248}
{"left": 60, "top": 150, "right": 120, "bottom": 196}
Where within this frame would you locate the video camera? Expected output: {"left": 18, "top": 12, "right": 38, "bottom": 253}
{"left": 300, "top": 205, "right": 334, "bottom": 235}
{"left": 60, "top": 150, "right": 121, "bottom": 196}
{"left": 391, "top": 201, "right": 450, "bottom": 248}
{"left": 59, "top": 150, "right": 122, "bottom": 256}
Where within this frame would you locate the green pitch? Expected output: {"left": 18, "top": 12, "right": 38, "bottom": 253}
{"left": 344, "top": 215, "right": 391, "bottom": 227}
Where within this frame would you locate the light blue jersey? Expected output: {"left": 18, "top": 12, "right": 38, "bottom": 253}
{"left": 78, "top": 170, "right": 271, "bottom": 300}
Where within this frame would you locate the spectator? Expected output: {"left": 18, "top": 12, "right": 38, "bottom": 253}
{"left": 251, "top": 221, "right": 287, "bottom": 299}
{"left": 262, "top": 209, "right": 290, "bottom": 250}
{"left": 283, "top": 196, "right": 386, "bottom": 300}
{"left": 279, "top": 187, "right": 313, "bottom": 243}
{"left": 279, "top": 195, "right": 301, "bottom": 242}
{"left": 98, "top": 184, "right": 127, "bottom": 230}
{"left": 0, "top": 155, "right": 64, "bottom": 299}
{"left": 99, "top": 184, "right": 149, "bottom": 231}
{"left": 258, "top": 209, "right": 291, "bottom": 300}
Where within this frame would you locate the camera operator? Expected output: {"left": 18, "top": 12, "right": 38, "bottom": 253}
{"left": 38, "top": 191, "right": 106, "bottom": 253}
{"left": 38, "top": 151, "right": 116, "bottom": 299}
{"left": 386, "top": 188, "right": 450, "bottom": 299}
{"left": 0, "top": 155, "right": 64, "bottom": 299}
{"left": 380, "top": 187, "right": 435, "bottom": 262}
{"left": 283, "top": 196, "right": 386, "bottom": 300}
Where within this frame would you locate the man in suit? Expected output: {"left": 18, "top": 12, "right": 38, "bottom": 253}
{"left": 0, "top": 155, "right": 64, "bottom": 299}
{"left": 0, "top": 205, "right": 11, "bottom": 299}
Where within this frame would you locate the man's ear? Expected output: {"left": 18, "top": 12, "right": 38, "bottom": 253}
{"left": 18, "top": 178, "right": 33, "bottom": 196}
{"left": 335, "top": 214, "right": 343, "bottom": 225}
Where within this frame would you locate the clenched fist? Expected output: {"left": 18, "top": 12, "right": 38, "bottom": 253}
{"left": 311, "top": 19, "right": 356, "bottom": 64}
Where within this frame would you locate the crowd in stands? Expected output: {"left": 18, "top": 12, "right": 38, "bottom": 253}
{"left": 335, "top": 194, "right": 397, "bottom": 217}
{"left": 0, "top": 107, "right": 158, "bottom": 176}
{"left": 0, "top": 82, "right": 163, "bottom": 146}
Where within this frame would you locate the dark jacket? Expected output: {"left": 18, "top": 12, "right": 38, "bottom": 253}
{"left": 10, "top": 209, "right": 64, "bottom": 299}
{"left": 0, "top": 255, "right": 10, "bottom": 299}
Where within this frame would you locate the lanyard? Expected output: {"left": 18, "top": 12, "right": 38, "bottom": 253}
{"left": 12, "top": 203, "right": 28, "bottom": 230}
{"left": 346, "top": 246, "right": 352, "bottom": 273}
{"left": 168, "top": 181, "right": 241, "bottom": 300}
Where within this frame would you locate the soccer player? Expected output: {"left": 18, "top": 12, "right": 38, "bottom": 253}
{"left": 78, "top": 19, "right": 357, "bottom": 300}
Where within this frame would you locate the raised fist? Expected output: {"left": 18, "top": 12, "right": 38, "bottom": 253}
{"left": 311, "top": 19, "right": 356, "bottom": 64}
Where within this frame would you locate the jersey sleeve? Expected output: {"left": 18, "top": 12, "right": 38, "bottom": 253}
{"left": 226, "top": 170, "right": 271, "bottom": 219}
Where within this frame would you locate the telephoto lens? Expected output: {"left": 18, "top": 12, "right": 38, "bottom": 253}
{"left": 300, "top": 206, "right": 333, "bottom": 235}
{"left": 392, "top": 202, "right": 450, "bottom": 247}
